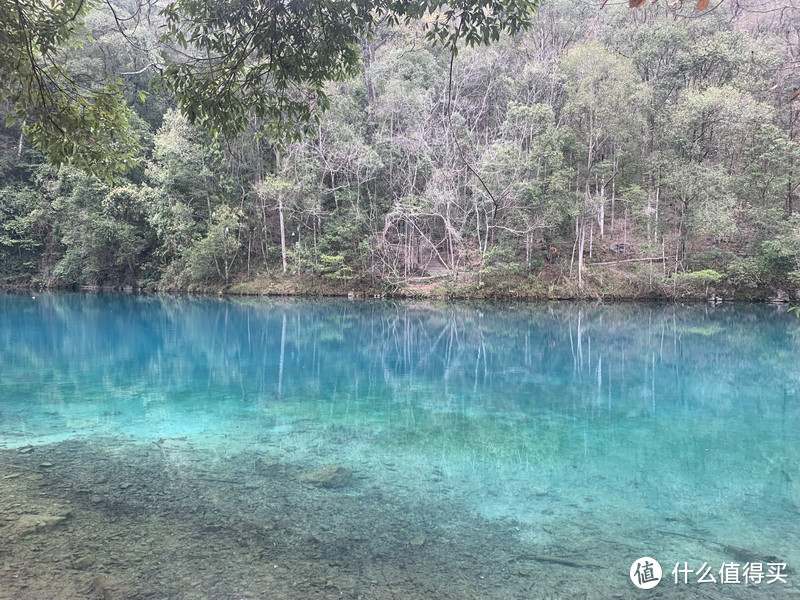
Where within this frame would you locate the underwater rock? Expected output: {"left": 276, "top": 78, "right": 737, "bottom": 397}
{"left": 91, "top": 574, "right": 136, "bottom": 600}
{"left": 72, "top": 555, "right": 95, "bottom": 570}
{"left": 255, "top": 457, "right": 282, "bottom": 474}
{"left": 12, "top": 513, "right": 68, "bottom": 536}
{"left": 299, "top": 465, "right": 353, "bottom": 488}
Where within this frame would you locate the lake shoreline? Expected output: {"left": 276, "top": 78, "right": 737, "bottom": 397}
{"left": 3, "top": 270, "right": 798, "bottom": 303}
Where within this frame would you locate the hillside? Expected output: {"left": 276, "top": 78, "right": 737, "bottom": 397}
{"left": 1, "top": 0, "right": 799, "bottom": 301}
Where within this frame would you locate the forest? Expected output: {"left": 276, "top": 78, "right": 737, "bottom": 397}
{"left": 1, "top": 0, "right": 799, "bottom": 300}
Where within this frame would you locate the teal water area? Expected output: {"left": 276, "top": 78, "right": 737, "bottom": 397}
{"left": 0, "top": 292, "right": 798, "bottom": 599}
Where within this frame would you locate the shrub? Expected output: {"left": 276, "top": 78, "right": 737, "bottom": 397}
{"left": 186, "top": 205, "right": 242, "bottom": 284}
{"left": 319, "top": 254, "right": 353, "bottom": 281}
{"left": 667, "top": 269, "right": 724, "bottom": 298}
{"left": 759, "top": 235, "right": 799, "bottom": 281}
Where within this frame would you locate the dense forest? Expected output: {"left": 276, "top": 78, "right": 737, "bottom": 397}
{"left": 1, "top": 0, "right": 799, "bottom": 300}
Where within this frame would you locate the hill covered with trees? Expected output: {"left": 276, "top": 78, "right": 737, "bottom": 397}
{"left": 1, "top": 0, "right": 799, "bottom": 300}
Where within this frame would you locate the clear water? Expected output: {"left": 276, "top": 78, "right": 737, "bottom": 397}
{"left": 1, "top": 292, "right": 798, "bottom": 599}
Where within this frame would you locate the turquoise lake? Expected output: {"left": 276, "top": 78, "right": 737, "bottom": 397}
{"left": 0, "top": 292, "right": 798, "bottom": 599}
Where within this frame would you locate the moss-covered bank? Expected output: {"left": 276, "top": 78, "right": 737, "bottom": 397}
{"left": 8, "top": 265, "right": 795, "bottom": 303}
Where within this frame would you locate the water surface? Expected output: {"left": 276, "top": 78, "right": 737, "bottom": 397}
{"left": 1, "top": 293, "right": 798, "bottom": 599}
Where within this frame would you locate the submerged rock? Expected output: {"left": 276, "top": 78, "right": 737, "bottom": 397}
{"left": 255, "top": 457, "right": 282, "bottom": 474}
{"left": 91, "top": 574, "right": 136, "bottom": 600}
{"left": 12, "top": 513, "right": 68, "bottom": 536}
{"left": 72, "top": 555, "right": 95, "bottom": 570}
{"left": 299, "top": 465, "right": 353, "bottom": 488}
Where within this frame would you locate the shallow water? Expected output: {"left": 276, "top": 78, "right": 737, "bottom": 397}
{"left": 0, "top": 292, "right": 798, "bottom": 599}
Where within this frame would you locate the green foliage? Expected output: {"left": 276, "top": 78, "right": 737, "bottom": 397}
{"left": 53, "top": 212, "right": 146, "bottom": 285}
{"left": 662, "top": 162, "right": 739, "bottom": 246}
{"left": 671, "top": 86, "right": 772, "bottom": 166}
{"left": 687, "top": 248, "right": 737, "bottom": 273}
{"left": 725, "top": 257, "right": 761, "bottom": 287}
{"left": 319, "top": 254, "right": 354, "bottom": 281}
{"left": 0, "top": 0, "right": 140, "bottom": 178}
{"left": 667, "top": 269, "right": 724, "bottom": 298}
{"left": 673, "top": 269, "right": 725, "bottom": 285}
{"left": 742, "top": 124, "right": 800, "bottom": 207}
{"left": 148, "top": 110, "right": 232, "bottom": 206}
{"left": 20, "top": 79, "right": 141, "bottom": 181}
{"left": 158, "top": 0, "right": 538, "bottom": 143}
{"left": 759, "top": 235, "right": 799, "bottom": 281}
{"left": 1, "top": 0, "right": 800, "bottom": 300}
{"left": 0, "top": 186, "right": 46, "bottom": 277}
{"left": 186, "top": 205, "right": 243, "bottom": 284}
{"left": 561, "top": 42, "right": 648, "bottom": 144}
{"left": 318, "top": 208, "right": 364, "bottom": 261}
{"left": 480, "top": 244, "right": 525, "bottom": 277}
{"left": 49, "top": 169, "right": 148, "bottom": 285}
{"left": 482, "top": 102, "right": 574, "bottom": 235}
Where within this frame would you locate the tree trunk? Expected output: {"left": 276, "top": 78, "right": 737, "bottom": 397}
{"left": 654, "top": 179, "right": 660, "bottom": 240}
{"left": 577, "top": 218, "right": 585, "bottom": 288}
{"left": 276, "top": 150, "right": 288, "bottom": 274}
{"left": 598, "top": 175, "right": 605, "bottom": 239}
{"left": 278, "top": 196, "right": 287, "bottom": 274}
{"left": 624, "top": 208, "right": 628, "bottom": 247}
{"left": 611, "top": 151, "right": 617, "bottom": 238}
{"left": 361, "top": 41, "right": 377, "bottom": 142}
{"left": 788, "top": 104, "right": 796, "bottom": 215}
{"left": 17, "top": 123, "right": 25, "bottom": 157}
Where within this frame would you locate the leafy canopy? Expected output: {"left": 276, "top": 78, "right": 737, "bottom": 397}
{"left": 3, "top": 0, "right": 539, "bottom": 175}
{"left": 1, "top": 0, "right": 140, "bottom": 180}
{"left": 159, "top": 0, "right": 539, "bottom": 140}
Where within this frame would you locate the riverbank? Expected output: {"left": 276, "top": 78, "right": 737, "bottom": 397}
{"left": 6, "top": 263, "right": 798, "bottom": 303}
